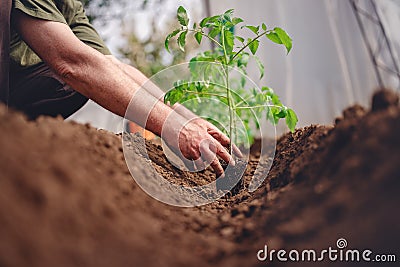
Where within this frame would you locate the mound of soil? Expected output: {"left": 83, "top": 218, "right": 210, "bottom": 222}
{"left": 0, "top": 89, "right": 399, "bottom": 267}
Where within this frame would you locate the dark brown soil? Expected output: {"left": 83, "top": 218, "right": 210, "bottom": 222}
{"left": 0, "top": 89, "right": 399, "bottom": 267}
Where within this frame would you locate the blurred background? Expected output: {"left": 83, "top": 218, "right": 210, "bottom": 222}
{"left": 68, "top": 0, "right": 400, "bottom": 135}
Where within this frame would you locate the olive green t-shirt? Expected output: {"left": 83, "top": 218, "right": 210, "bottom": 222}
{"left": 10, "top": 0, "right": 111, "bottom": 68}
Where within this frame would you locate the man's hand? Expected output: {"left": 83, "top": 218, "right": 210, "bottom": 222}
{"left": 191, "top": 118, "right": 243, "bottom": 159}
{"left": 162, "top": 115, "right": 242, "bottom": 177}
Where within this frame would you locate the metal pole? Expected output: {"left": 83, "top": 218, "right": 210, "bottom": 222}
{"left": 204, "top": 0, "right": 215, "bottom": 51}
{"left": 350, "top": 0, "right": 384, "bottom": 88}
{"left": 0, "top": 0, "right": 12, "bottom": 105}
{"left": 370, "top": 0, "right": 400, "bottom": 90}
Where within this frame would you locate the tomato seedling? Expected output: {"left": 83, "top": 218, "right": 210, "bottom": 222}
{"left": 165, "top": 6, "right": 298, "bottom": 153}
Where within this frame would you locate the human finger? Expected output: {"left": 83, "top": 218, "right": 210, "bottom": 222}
{"left": 212, "top": 140, "right": 235, "bottom": 166}
{"left": 210, "top": 157, "right": 225, "bottom": 178}
{"left": 208, "top": 127, "right": 243, "bottom": 158}
{"left": 199, "top": 141, "right": 224, "bottom": 177}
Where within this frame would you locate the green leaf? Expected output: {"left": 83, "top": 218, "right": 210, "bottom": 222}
{"left": 235, "top": 36, "right": 244, "bottom": 43}
{"left": 193, "top": 22, "right": 197, "bottom": 29}
{"left": 254, "top": 55, "right": 265, "bottom": 79}
{"left": 262, "top": 86, "right": 274, "bottom": 94}
{"left": 262, "top": 23, "right": 267, "bottom": 31}
{"left": 194, "top": 32, "right": 203, "bottom": 44}
{"left": 195, "top": 81, "right": 204, "bottom": 92}
{"left": 232, "top": 17, "right": 244, "bottom": 25}
{"left": 223, "top": 9, "right": 234, "bottom": 22}
{"left": 266, "top": 32, "right": 282, "bottom": 44}
{"left": 255, "top": 93, "right": 264, "bottom": 105}
{"left": 177, "top": 6, "right": 189, "bottom": 26}
{"left": 276, "top": 109, "right": 287, "bottom": 118}
{"left": 209, "top": 27, "right": 220, "bottom": 38}
{"left": 249, "top": 39, "right": 259, "bottom": 55}
{"left": 274, "top": 27, "right": 292, "bottom": 53}
{"left": 200, "top": 17, "right": 210, "bottom": 27}
{"left": 208, "top": 15, "right": 220, "bottom": 24}
{"left": 178, "top": 31, "right": 187, "bottom": 52}
{"left": 271, "top": 94, "right": 282, "bottom": 105}
{"left": 164, "top": 87, "right": 183, "bottom": 106}
{"left": 285, "top": 108, "right": 298, "bottom": 132}
{"left": 266, "top": 107, "right": 273, "bottom": 124}
{"left": 223, "top": 29, "right": 234, "bottom": 54}
{"left": 240, "top": 76, "right": 246, "bottom": 87}
{"left": 165, "top": 29, "right": 180, "bottom": 52}
{"left": 245, "top": 25, "right": 259, "bottom": 35}
{"left": 224, "top": 9, "right": 234, "bottom": 16}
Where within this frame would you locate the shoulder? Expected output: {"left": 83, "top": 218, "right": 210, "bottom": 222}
{"left": 55, "top": 0, "right": 83, "bottom": 12}
{"left": 55, "top": 0, "right": 87, "bottom": 25}
{"left": 13, "top": 0, "right": 66, "bottom": 24}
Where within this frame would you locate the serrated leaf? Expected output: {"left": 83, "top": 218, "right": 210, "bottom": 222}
{"left": 164, "top": 88, "right": 183, "bottom": 106}
{"left": 255, "top": 117, "right": 260, "bottom": 129}
{"left": 271, "top": 94, "right": 282, "bottom": 105}
{"left": 165, "top": 29, "right": 180, "bottom": 52}
{"left": 249, "top": 40, "right": 259, "bottom": 55}
{"left": 274, "top": 27, "right": 292, "bottom": 53}
{"left": 245, "top": 25, "right": 259, "bottom": 35}
{"left": 254, "top": 55, "right": 265, "bottom": 79}
{"left": 255, "top": 93, "right": 264, "bottom": 105}
{"left": 223, "top": 13, "right": 232, "bottom": 23}
{"left": 224, "top": 22, "right": 234, "bottom": 29}
{"left": 194, "top": 32, "right": 203, "bottom": 44}
{"left": 266, "top": 32, "right": 282, "bottom": 44}
{"left": 232, "top": 17, "right": 243, "bottom": 25}
{"left": 200, "top": 17, "right": 210, "bottom": 27}
{"left": 235, "top": 36, "right": 244, "bottom": 43}
{"left": 276, "top": 109, "right": 287, "bottom": 118}
{"left": 209, "top": 27, "right": 220, "bottom": 38}
{"left": 252, "top": 88, "right": 258, "bottom": 97}
{"left": 224, "top": 9, "right": 234, "bottom": 16}
{"left": 241, "top": 76, "right": 246, "bottom": 87}
{"left": 285, "top": 108, "right": 298, "bottom": 132}
{"left": 178, "top": 31, "right": 187, "bottom": 52}
{"left": 266, "top": 108, "right": 277, "bottom": 125}
{"left": 207, "top": 15, "right": 220, "bottom": 24}
{"left": 195, "top": 81, "right": 204, "bottom": 92}
{"left": 262, "top": 23, "right": 267, "bottom": 31}
{"left": 177, "top": 6, "right": 189, "bottom": 26}
{"left": 262, "top": 86, "right": 273, "bottom": 94}
{"left": 223, "top": 29, "right": 234, "bottom": 54}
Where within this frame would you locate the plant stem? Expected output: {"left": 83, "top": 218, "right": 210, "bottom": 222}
{"left": 235, "top": 96, "right": 253, "bottom": 107}
{"left": 225, "top": 67, "right": 235, "bottom": 155}
{"left": 235, "top": 104, "right": 285, "bottom": 110}
{"left": 188, "top": 29, "right": 223, "bottom": 49}
{"left": 221, "top": 27, "right": 235, "bottom": 155}
{"left": 181, "top": 90, "right": 228, "bottom": 99}
{"left": 231, "top": 30, "right": 271, "bottom": 61}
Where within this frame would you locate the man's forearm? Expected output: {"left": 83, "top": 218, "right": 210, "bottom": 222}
{"left": 106, "top": 56, "right": 200, "bottom": 121}
{"left": 62, "top": 50, "right": 186, "bottom": 136}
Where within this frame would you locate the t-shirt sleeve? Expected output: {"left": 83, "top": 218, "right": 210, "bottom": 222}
{"left": 60, "top": 0, "right": 111, "bottom": 55}
{"left": 13, "top": 0, "right": 111, "bottom": 55}
{"left": 13, "top": 0, "right": 67, "bottom": 24}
